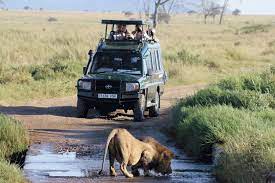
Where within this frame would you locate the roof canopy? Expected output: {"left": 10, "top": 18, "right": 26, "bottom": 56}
{"left": 101, "top": 19, "right": 144, "bottom": 25}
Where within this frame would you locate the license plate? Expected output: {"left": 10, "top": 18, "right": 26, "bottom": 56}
{"left": 98, "top": 93, "right": 117, "bottom": 99}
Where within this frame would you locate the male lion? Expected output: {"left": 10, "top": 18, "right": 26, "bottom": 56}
{"left": 98, "top": 128, "right": 174, "bottom": 178}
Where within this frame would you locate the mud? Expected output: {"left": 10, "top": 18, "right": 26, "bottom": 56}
{"left": 24, "top": 143, "right": 215, "bottom": 183}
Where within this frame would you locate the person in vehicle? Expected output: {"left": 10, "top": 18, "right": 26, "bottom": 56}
{"left": 132, "top": 25, "right": 143, "bottom": 40}
{"left": 146, "top": 28, "right": 159, "bottom": 42}
{"left": 109, "top": 24, "right": 124, "bottom": 40}
{"left": 121, "top": 24, "right": 134, "bottom": 40}
{"left": 132, "top": 25, "right": 152, "bottom": 41}
{"left": 110, "top": 24, "right": 133, "bottom": 40}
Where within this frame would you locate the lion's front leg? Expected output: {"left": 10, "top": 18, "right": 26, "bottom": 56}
{"left": 120, "top": 163, "right": 134, "bottom": 178}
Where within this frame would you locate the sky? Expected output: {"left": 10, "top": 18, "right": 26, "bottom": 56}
{"left": 2, "top": 0, "right": 275, "bottom": 15}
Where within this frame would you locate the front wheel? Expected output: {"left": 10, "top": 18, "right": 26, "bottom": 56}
{"left": 133, "top": 94, "right": 146, "bottom": 122}
{"left": 76, "top": 98, "right": 89, "bottom": 118}
{"left": 149, "top": 92, "right": 160, "bottom": 117}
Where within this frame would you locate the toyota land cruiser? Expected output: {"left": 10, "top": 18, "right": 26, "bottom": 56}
{"left": 76, "top": 20, "right": 167, "bottom": 121}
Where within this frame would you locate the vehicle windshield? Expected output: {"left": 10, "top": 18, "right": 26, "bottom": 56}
{"left": 89, "top": 52, "right": 142, "bottom": 75}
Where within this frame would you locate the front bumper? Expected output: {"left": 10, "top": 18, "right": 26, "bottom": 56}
{"left": 77, "top": 90, "right": 140, "bottom": 107}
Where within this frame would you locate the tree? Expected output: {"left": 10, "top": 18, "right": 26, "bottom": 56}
{"left": 219, "top": 0, "right": 229, "bottom": 24}
{"left": 140, "top": 0, "right": 176, "bottom": 28}
{"left": 201, "top": 0, "right": 221, "bottom": 24}
{"left": 152, "top": 0, "right": 174, "bottom": 28}
{"left": 141, "top": 0, "right": 151, "bottom": 20}
{"left": 24, "top": 6, "right": 31, "bottom": 10}
{"left": 232, "top": 8, "right": 241, "bottom": 16}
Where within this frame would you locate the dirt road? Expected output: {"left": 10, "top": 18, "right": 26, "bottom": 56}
{"left": 0, "top": 84, "right": 215, "bottom": 183}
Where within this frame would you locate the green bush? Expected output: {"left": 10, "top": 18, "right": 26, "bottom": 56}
{"left": 238, "top": 24, "right": 271, "bottom": 34}
{"left": 171, "top": 70, "right": 275, "bottom": 182}
{"left": 0, "top": 67, "right": 33, "bottom": 84}
{"left": 0, "top": 114, "right": 28, "bottom": 160}
{"left": 218, "top": 71, "right": 275, "bottom": 96}
{"left": 172, "top": 105, "right": 275, "bottom": 182}
{"left": 0, "top": 160, "right": 26, "bottom": 183}
{"left": 30, "top": 65, "right": 55, "bottom": 80}
{"left": 165, "top": 48, "right": 204, "bottom": 65}
{"left": 182, "top": 86, "right": 274, "bottom": 110}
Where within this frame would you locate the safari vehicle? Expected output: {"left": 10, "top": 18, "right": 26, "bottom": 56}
{"left": 76, "top": 20, "right": 167, "bottom": 121}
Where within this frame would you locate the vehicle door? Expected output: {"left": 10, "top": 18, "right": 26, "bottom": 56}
{"left": 147, "top": 48, "right": 159, "bottom": 103}
{"left": 143, "top": 49, "right": 154, "bottom": 104}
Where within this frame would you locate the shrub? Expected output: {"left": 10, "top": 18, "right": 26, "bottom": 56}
{"left": 218, "top": 71, "right": 275, "bottom": 96}
{"left": 0, "top": 67, "right": 33, "bottom": 84}
{"left": 0, "top": 114, "right": 28, "bottom": 160}
{"left": 171, "top": 70, "right": 275, "bottom": 182}
{"left": 225, "top": 48, "right": 243, "bottom": 61}
{"left": 182, "top": 86, "right": 274, "bottom": 110}
{"left": 238, "top": 24, "right": 271, "bottom": 34}
{"left": 0, "top": 160, "right": 26, "bottom": 183}
{"left": 172, "top": 105, "right": 275, "bottom": 182}
{"left": 48, "top": 17, "right": 58, "bottom": 22}
{"left": 30, "top": 65, "right": 55, "bottom": 81}
{"left": 177, "top": 49, "right": 202, "bottom": 65}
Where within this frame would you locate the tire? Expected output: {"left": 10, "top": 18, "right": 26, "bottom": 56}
{"left": 149, "top": 91, "right": 160, "bottom": 117}
{"left": 76, "top": 98, "right": 89, "bottom": 118}
{"left": 133, "top": 94, "right": 146, "bottom": 122}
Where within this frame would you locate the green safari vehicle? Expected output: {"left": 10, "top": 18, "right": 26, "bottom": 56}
{"left": 76, "top": 20, "right": 168, "bottom": 121}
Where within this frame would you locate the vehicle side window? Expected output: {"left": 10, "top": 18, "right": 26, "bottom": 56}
{"left": 151, "top": 50, "right": 157, "bottom": 72}
{"left": 155, "top": 50, "right": 160, "bottom": 71}
{"left": 145, "top": 52, "right": 152, "bottom": 72}
{"left": 148, "top": 51, "right": 153, "bottom": 70}
{"left": 157, "top": 49, "right": 163, "bottom": 71}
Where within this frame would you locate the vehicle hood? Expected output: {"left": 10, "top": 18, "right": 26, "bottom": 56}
{"left": 81, "top": 72, "right": 141, "bottom": 82}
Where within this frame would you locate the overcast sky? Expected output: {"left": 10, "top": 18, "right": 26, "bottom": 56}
{"left": 2, "top": 0, "right": 275, "bottom": 15}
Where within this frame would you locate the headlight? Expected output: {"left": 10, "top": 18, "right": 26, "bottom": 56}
{"left": 126, "top": 83, "right": 139, "bottom": 92}
{"left": 78, "top": 80, "right": 91, "bottom": 90}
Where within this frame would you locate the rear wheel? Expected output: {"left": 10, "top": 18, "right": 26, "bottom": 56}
{"left": 76, "top": 98, "right": 89, "bottom": 118}
{"left": 149, "top": 91, "right": 160, "bottom": 117}
{"left": 133, "top": 94, "right": 146, "bottom": 122}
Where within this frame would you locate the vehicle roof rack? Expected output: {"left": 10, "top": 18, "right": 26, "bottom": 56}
{"left": 101, "top": 19, "right": 144, "bottom": 25}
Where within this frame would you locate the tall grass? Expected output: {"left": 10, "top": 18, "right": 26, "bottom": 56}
{"left": 0, "top": 160, "right": 26, "bottom": 183}
{"left": 0, "top": 114, "right": 28, "bottom": 183}
{"left": 171, "top": 70, "right": 275, "bottom": 182}
{"left": 0, "top": 11, "right": 274, "bottom": 103}
{"left": 0, "top": 114, "right": 29, "bottom": 160}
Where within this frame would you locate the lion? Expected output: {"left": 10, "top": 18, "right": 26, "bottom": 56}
{"left": 98, "top": 128, "right": 174, "bottom": 178}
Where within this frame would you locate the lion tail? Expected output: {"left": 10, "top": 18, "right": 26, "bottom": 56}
{"left": 98, "top": 128, "right": 119, "bottom": 175}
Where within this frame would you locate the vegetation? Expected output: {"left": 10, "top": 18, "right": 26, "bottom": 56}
{"left": 0, "top": 11, "right": 274, "bottom": 105}
{"left": 0, "top": 160, "right": 26, "bottom": 183}
{"left": 0, "top": 114, "right": 28, "bottom": 183}
{"left": 171, "top": 69, "right": 275, "bottom": 182}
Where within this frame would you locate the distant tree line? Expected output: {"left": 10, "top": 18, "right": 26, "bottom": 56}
{"left": 137, "top": 0, "right": 242, "bottom": 27}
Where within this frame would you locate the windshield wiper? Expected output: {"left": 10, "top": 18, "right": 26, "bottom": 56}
{"left": 117, "top": 71, "right": 141, "bottom": 75}
{"left": 90, "top": 71, "right": 112, "bottom": 74}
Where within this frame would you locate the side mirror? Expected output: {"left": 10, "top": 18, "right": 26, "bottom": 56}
{"left": 88, "top": 49, "right": 93, "bottom": 56}
{"left": 83, "top": 66, "right": 87, "bottom": 75}
{"left": 147, "top": 69, "right": 153, "bottom": 76}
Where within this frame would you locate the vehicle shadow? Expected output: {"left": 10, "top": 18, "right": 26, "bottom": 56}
{"left": 0, "top": 105, "right": 77, "bottom": 117}
{"left": 0, "top": 105, "right": 136, "bottom": 120}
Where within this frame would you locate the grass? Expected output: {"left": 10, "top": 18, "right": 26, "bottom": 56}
{"left": 0, "top": 160, "right": 26, "bottom": 183}
{"left": 0, "top": 11, "right": 274, "bottom": 104}
{"left": 0, "top": 114, "right": 28, "bottom": 183}
{"left": 0, "top": 114, "right": 29, "bottom": 159}
{"left": 171, "top": 69, "right": 275, "bottom": 182}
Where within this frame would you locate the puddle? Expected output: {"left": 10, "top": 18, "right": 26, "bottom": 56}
{"left": 24, "top": 144, "right": 216, "bottom": 183}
